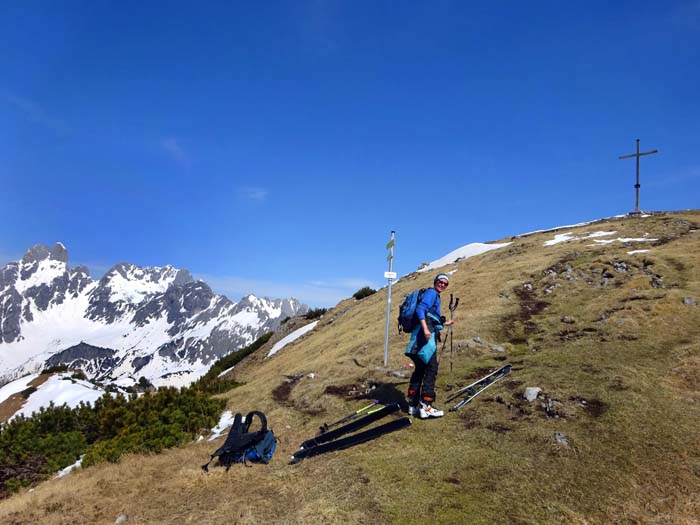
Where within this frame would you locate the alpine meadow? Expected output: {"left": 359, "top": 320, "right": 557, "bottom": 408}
{"left": 1, "top": 210, "right": 699, "bottom": 525}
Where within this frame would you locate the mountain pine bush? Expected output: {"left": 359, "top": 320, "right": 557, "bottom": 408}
{"left": 305, "top": 308, "right": 327, "bottom": 320}
{"left": 194, "top": 332, "right": 273, "bottom": 394}
{"left": 353, "top": 286, "right": 376, "bottom": 300}
{"left": 0, "top": 387, "right": 223, "bottom": 496}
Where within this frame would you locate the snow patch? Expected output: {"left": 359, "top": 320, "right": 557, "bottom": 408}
{"left": 107, "top": 265, "right": 179, "bottom": 304}
{"left": 544, "top": 231, "right": 617, "bottom": 247}
{"left": 11, "top": 373, "right": 106, "bottom": 420}
{"left": 231, "top": 309, "right": 260, "bottom": 327}
{"left": 55, "top": 456, "right": 83, "bottom": 478}
{"left": 218, "top": 366, "right": 235, "bottom": 378}
{"left": 0, "top": 373, "right": 41, "bottom": 404}
{"left": 420, "top": 242, "right": 511, "bottom": 272}
{"left": 15, "top": 259, "right": 66, "bottom": 294}
{"left": 267, "top": 321, "right": 319, "bottom": 357}
{"left": 590, "top": 237, "right": 657, "bottom": 245}
{"left": 208, "top": 411, "right": 235, "bottom": 441}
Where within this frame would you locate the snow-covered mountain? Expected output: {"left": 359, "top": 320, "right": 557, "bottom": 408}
{"left": 0, "top": 243, "right": 307, "bottom": 388}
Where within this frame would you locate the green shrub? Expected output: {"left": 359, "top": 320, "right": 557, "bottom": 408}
{"left": 19, "top": 386, "right": 37, "bottom": 399}
{"left": 193, "top": 332, "right": 273, "bottom": 394}
{"left": 138, "top": 376, "right": 154, "bottom": 390}
{"left": 0, "top": 388, "right": 223, "bottom": 495}
{"left": 353, "top": 286, "right": 376, "bottom": 300}
{"left": 305, "top": 308, "right": 327, "bottom": 320}
{"left": 71, "top": 370, "right": 87, "bottom": 381}
{"left": 82, "top": 387, "right": 222, "bottom": 466}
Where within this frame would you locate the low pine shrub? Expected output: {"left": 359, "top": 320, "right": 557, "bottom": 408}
{"left": 353, "top": 286, "right": 376, "bottom": 300}
{"left": 305, "top": 308, "right": 327, "bottom": 320}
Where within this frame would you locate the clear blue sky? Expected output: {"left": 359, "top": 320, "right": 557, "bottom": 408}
{"left": 1, "top": 1, "right": 698, "bottom": 307}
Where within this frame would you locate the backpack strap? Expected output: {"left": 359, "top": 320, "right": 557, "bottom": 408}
{"left": 416, "top": 288, "right": 440, "bottom": 321}
{"left": 202, "top": 411, "right": 271, "bottom": 472}
{"left": 410, "top": 288, "right": 426, "bottom": 324}
{"left": 243, "top": 411, "right": 268, "bottom": 435}
{"left": 202, "top": 413, "right": 245, "bottom": 472}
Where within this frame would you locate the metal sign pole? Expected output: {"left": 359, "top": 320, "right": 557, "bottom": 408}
{"left": 383, "top": 231, "right": 396, "bottom": 368}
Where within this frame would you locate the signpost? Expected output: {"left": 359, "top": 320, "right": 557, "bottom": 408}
{"left": 383, "top": 231, "right": 395, "bottom": 368}
{"left": 619, "top": 139, "right": 658, "bottom": 215}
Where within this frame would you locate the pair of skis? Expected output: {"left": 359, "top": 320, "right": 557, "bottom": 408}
{"left": 445, "top": 364, "right": 512, "bottom": 411}
{"left": 290, "top": 403, "right": 411, "bottom": 464}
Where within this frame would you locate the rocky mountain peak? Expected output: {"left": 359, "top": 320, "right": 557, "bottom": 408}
{"left": 21, "top": 243, "right": 68, "bottom": 264}
{"left": 105, "top": 263, "right": 193, "bottom": 288}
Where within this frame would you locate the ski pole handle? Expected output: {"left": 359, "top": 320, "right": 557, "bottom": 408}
{"left": 451, "top": 297, "right": 460, "bottom": 316}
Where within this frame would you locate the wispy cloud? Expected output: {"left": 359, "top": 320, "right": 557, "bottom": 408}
{"left": 1, "top": 90, "right": 67, "bottom": 132}
{"left": 161, "top": 137, "right": 190, "bottom": 167}
{"left": 195, "top": 273, "right": 379, "bottom": 308}
{"left": 237, "top": 187, "right": 269, "bottom": 203}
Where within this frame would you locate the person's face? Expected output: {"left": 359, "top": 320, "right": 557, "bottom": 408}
{"left": 435, "top": 279, "right": 448, "bottom": 292}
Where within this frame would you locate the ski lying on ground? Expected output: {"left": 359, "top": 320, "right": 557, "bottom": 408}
{"left": 299, "top": 403, "right": 400, "bottom": 450}
{"left": 318, "top": 400, "right": 382, "bottom": 434}
{"left": 446, "top": 364, "right": 512, "bottom": 412}
{"left": 290, "top": 417, "right": 411, "bottom": 464}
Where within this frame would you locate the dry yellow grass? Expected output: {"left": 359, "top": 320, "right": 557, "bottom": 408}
{"left": 1, "top": 211, "right": 699, "bottom": 524}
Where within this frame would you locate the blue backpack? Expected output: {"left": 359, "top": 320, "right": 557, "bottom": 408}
{"left": 202, "top": 411, "right": 277, "bottom": 471}
{"left": 397, "top": 288, "right": 427, "bottom": 333}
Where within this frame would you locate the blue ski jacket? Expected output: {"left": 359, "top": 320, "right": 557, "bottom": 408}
{"left": 404, "top": 287, "right": 444, "bottom": 364}
{"left": 415, "top": 287, "right": 441, "bottom": 321}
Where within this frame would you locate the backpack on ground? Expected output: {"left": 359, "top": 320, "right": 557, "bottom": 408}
{"left": 397, "top": 288, "right": 427, "bottom": 334}
{"left": 202, "top": 410, "right": 277, "bottom": 472}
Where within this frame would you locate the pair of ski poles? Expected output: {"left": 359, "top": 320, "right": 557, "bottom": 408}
{"left": 318, "top": 400, "right": 383, "bottom": 434}
{"left": 438, "top": 293, "right": 459, "bottom": 388}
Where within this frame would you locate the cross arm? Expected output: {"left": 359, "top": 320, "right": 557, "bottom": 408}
{"left": 619, "top": 149, "right": 659, "bottom": 159}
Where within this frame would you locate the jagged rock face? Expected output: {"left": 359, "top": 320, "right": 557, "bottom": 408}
{"left": 86, "top": 263, "right": 195, "bottom": 324}
{"left": 45, "top": 342, "right": 118, "bottom": 378}
{"left": 0, "top": 244, "right": 308, "bottom": 387}
{"left": 0, "top": 244, "right": 93, "bottom": 342}
{"left": 0, "top": 287, "right": 22, "bottom": 344}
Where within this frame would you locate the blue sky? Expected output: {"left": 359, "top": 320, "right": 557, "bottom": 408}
{"left": 1, "top": 1, "right": 698, "bottom": 307}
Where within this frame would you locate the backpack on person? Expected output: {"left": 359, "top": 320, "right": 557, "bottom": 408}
{"left": 397, "top": 288, "right": 427, "bottom": 333}
{"left": 201, "top": 410, "right": 277, "bottom": 471}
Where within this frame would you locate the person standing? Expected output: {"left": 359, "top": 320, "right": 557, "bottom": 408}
{"left": 405, "top": 273, "right": 454, "bottom": 419}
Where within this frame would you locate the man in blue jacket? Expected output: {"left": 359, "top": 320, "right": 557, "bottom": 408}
{"left": 405, "top": 273, "right": 454, "bottom": 419}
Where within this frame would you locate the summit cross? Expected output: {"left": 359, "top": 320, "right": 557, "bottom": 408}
{"left": 619, "top": 139, "right": 659, "bottom": 215}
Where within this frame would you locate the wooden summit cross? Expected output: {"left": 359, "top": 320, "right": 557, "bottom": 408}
{"left": 619, "top": 139, "right": 658, "bottom": 215}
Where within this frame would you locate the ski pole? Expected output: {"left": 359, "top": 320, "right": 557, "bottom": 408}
{"left": 438, "top": 293, "right": 453, "bottom": 363}
{"left": 318, "top": 400, "right": 381, "bottom": 434}
{"left": 448, "top": 296, "right": 459, "bottom": 386}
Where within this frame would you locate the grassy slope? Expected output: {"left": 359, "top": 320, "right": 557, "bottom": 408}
{"left": 1, "top": 211, "right": 698, "bottom": 525}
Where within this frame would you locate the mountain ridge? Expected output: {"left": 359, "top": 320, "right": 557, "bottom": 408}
{"left": 0, "top": 243, "right": 308, "bottom": 388}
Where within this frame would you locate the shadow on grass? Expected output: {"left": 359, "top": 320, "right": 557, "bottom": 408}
{"left": 324, "top": 381, "right": 409, "bottom": 411}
